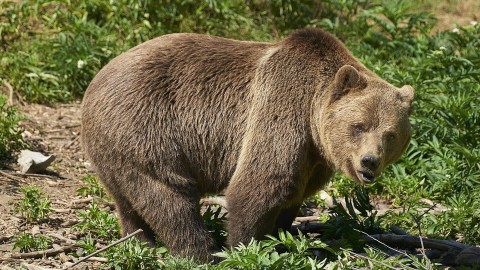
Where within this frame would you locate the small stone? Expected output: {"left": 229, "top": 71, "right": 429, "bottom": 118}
{"left": 31, "top": 225, "right": 40, "bottom": 235}
{"left": 17, "top": 150, "right": 56, "bottom": 174}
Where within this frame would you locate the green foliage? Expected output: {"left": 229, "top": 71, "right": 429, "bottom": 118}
{"left": 103, "top": 238, "right": 162, "bottom": 270}
{"left": 74, "top": 201, "right": 120, "bottom": 241}
{"left": 159, "top": 255, "right": 209, "bottom": 270}
{"left": 76, "top": 234, "right": 96, "bottom": 254}
{"left": 216, "top": 230, "right": 331, "bottom": 269}
{"left": 329, "top": 246, "right": 440, "bottom": 270}
{"left": 76, "top": 174, "right": 106, "bottom": 198}
{"left": 202, "top": 206, "right": 227, "bottom": 247}
{"left": 13, "top": 233, "right": 52, "bottom": 253}
{"left": 0, "top": 94, "right": 23, "bottom": 157}
{"left": 323, "top": 186, "right": 383, "bottom": 248}
{"left": 14, "top": 185, "right": 52, "bottom": 222}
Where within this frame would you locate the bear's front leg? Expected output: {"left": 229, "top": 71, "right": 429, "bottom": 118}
{"left": 225, "top": 163, "right": 306, "bottom": 246}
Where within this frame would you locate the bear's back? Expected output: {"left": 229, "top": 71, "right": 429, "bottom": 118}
{"left": 82, "top": 34, "right": 271, "bottom": 192}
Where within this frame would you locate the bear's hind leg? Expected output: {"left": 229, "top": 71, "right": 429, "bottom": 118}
{"left": 124, "top": 172, "right": 218, "bottom": 262}
{"left": 114, "top": 193, "right": 157, "bottom": 244}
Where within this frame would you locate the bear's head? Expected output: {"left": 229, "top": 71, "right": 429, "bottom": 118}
{"left": 314, "top": 65, "right": 414, "bottom": 183}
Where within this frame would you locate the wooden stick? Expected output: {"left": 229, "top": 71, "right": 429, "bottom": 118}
{"left": 85, "top": 256, "right": 108, "bottom": 263}
{"left": 295, "top": 216, "right": 319, "bottom": 222}
{"left": 65, "top": 229, "right": 143, "bottom": 269}
{"left": 340, "top": 247, "right": 416, "bottom": 270}
{"left": 0, "top": 170, "right": 28, "bottom": 183}
{"left": 16, "top": 172, "right": 61, "bottom": 180}
{"left": 20, "top": 263, "right": 53, "bottom": 270}
{"left": 70, "top": 197, "right": 94, "bottom": 204}
{"left": 363, "top": 234, "right": 469, "bottom": 251}
{"left": 390, "top": 225, "right": 410, "bottom": 236}
{"left": 9, "top": 244, "right": 77, "bottom": 259}
{"left": 48, "top": 233, "right": 77, "bottom": 245}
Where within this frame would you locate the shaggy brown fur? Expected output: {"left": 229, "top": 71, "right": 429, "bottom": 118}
{"left": 81, "top": 29, "right": 414, "bottom": 261}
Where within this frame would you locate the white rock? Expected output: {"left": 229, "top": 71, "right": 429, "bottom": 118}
{"left": 17, "top": 150, "right": 55, "bottom": 173}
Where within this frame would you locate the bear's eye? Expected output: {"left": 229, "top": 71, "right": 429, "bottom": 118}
{"left": 385, "top": 132, "right": 396, "bottom": 141}
{"left": 352, "top": 123, "right": 365, "bottom": 135}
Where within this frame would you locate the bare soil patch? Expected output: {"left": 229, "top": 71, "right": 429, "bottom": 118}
{"left": 0, "top": 102, "right": 103, "bottom": 269}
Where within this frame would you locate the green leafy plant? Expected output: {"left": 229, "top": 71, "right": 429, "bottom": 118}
{"left": 76, "top": 234, "right": 96, "bottom": 254}
{"left": 103, "top": 238, "right": 162, "bottom": 270}
{"left": 76, "top": 174, "right": 106, "bottom": 198}
{"left": 73, "top": 201, "right": 120, "bottom": 241}
{"left": 13, "top": 233, "right": 52, "bottom": 253}
{"left": 14, "top": 185, "right": 52, "bottom": 222}
{"left": 329, "top": 246, "right": 440, "bottom": 270}
{"left": 0, "top": 93, "right": 23, "bottom": 157}
{"left": 323, "top": 186, "right": 383, "bottom": 248}
{"left": 202, "top": 206, "right": 227, "bottom": 247}
{"left": 216, "top": 230, "right": 331, "bottom": 269}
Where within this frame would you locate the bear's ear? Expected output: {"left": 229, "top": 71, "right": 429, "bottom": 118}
{"left": 398, "top": 85, "right": 415, "bottom": 114}
{"left": 331, "top": 65, "right": 365, "bottom": 103}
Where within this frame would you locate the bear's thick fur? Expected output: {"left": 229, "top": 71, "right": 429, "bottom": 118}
{"left": 81, "top": 29, "right": 414, "bottom": 261}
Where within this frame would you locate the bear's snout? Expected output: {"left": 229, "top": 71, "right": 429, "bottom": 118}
{"left": 355, "top": 155, "right": 380, "bottom": 183}
{"left": 361, "top": 155, "right": 380, "bottom": 172}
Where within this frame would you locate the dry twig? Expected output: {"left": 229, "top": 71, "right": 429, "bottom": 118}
{"left": 65, "top": 229, "right": 143, "bottom": 269}
{"left": 295, "top": 216, "right": 319, "bottom": 222}
{"left": 48, "top": 233, "right": 77, "bottom": 245}
{"left": 8, "top": 244, "right": 77, "bottom": 259}
{"left": 0, "top": 170, "right": 28, "bottom": 183}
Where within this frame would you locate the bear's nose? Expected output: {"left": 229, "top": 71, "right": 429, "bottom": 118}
{"left": 361, "top": 155, "right": 379, "bottom": 171}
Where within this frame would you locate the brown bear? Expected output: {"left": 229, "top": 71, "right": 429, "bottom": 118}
{"left": 81, "top": 29, "right": 414, "bottom": 261}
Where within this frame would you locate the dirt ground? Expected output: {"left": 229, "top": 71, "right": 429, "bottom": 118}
{"left": 0, "top": 102, "right": 102, "bottom": 269}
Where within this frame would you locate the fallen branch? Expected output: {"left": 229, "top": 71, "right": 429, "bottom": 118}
{"left": 292, "top": 221, "right": 330, "bottom": 233}
{"left": 0, "top": 170, "right": 28, "bottom": 183}
{"left": 295, "top": 216, "right": 319, "bottom": 222}
{"left": 340, "top": 247, "right": 416, "bottom": 270}
{"left": 70, "top": 197, "right": 115, "bottom": 209}
{"left": 15, "top": 172, "right": 61, "bottom": 180}
{"left": 64, "top": 135, "right": 79, "bottom": 149}
{"left": 65, "top": 229, "right": 143, "bottom": 269}
{"left": 20, "top": 263, "right": 54, "bottom": 270}
{"left": 9, "top": 244, "right": 77, "bottom": 259}
{"left": 296, "top": 222, "right": 480, "bottom": 266}
{"left": 52, "top": 208, "right": 72, "bottom": 213}
{"left": 48, "top": 233, "right": 77, "bottom": 245}
{"left": 71, "top": 197, "right": 94, "bottom": 205}
{"left": 390, "top": 225, "right": 410, "bottom": 236}
{"left": 85, "top": 256, "right": 108, "bottom": 263}
{"left": 363, "top": 234, "right": 469, "bottom": 251}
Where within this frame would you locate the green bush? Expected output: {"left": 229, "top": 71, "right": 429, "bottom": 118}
{"left": 74, "top": 201, "right": 120, "bottom": 241}
{"left": 0, "top": 94, "right": 23, "bottom": 157}
{"left": 216, "top": 231, "right": 331, "bottom": 269}
{"left": 13, "top": 233, "right": 52, "bottom": 253}
{"left": 103, "top": 238, "right": 162, "bottom": 270}
{"left": 14, "top": 185, "right": 52, "bottom": 222}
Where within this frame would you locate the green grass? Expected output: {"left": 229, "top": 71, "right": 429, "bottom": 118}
{"left": 13, "top": 233, "right": 52, "bottom": 253}
{"left": 3, "top": 0, "right": 480, "bottom": 268}
{"left": 14, "top": 185, "right": 52, "bottom": 222}
{"left": 0, "top": 93, "right": 23, "bottom": 158}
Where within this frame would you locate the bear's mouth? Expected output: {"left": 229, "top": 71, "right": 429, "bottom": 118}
{"left": 357, "top": 171, "right": 375, "bottom": 183}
